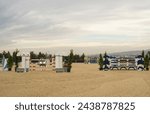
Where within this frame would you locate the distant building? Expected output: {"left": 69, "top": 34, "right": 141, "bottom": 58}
{"left": 84, "top": 56, "right": 98, "bottom": 64}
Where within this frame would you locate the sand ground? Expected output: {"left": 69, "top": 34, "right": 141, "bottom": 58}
{"left": 0, "top": 63, "right": 150, "bottom": 97}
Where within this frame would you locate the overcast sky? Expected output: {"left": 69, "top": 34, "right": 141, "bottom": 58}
{"left": 0, "top": 0, "right": 150, "bottom": 54}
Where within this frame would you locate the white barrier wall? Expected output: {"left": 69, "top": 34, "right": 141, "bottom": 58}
{"left": 22, "top": 54, "right": 30, "bottom": 71}
{"left": 55, "top": 55, "right": 63, "bottom": 69}
{"left": 103, "top": 55, "right": 144, "bottom": 70}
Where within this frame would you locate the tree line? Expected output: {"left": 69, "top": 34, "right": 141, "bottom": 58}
{"left": 30, "top": 50, "right": 85, "bottom": 63}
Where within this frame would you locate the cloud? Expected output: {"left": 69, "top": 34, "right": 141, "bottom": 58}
{"left": 0, "top": 0, "right": 150, "bottom": 53}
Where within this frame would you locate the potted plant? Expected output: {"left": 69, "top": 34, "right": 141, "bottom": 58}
{"left": 63, "top": 63, "right": 72, "bottom": 72}
{"left": 63, "top": 50, "right": 74, "bottom": 72}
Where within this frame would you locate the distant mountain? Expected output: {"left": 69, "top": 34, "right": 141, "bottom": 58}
{"left": 111, "top": 49, "right": 150, "bottom": 56}
{"left": 89, "top": 49, "right": 150, "bottom": 57}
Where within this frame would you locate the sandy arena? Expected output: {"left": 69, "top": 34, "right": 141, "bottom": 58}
{"left": 0, "top": 63, "right": 150, "bottom": 97}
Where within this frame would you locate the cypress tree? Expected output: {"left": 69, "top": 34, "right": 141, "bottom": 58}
{"left": 142, "top": 50, "right": 145, "bottom": 58}
{"left": 144, "top": 54, "right": 149, "bottom": 70}
{"left": 81, "top": 53, "right": 85, "bottom": 62}
{"left": 68, "top": 49, "right": 74, "bottom": 66}
{"left": 99, "top": 54, "right": 103, "bottom": 70}
{"left": 13, "top": 49, "right": 19, "bottom": 71}
{"left": 7, "top": 55, "right": 13, "bottom": 71}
